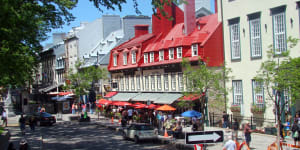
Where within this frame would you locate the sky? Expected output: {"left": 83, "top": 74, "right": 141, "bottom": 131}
{"left": 42, "top": 0, "right": 215, "bottom": 46}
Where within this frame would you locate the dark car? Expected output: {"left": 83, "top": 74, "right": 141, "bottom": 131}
{"left": 25, "top": 112, "right": 56, "bottom": 126}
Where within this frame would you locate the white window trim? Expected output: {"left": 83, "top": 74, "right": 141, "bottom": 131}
{"left": 250, "top": 18, "right": 262, "bottom": 58}
{"left": 159, "top": 50, "right": 164, "bottom": 61}
{"left": 151, "top": 75, "right": 155, "bottom": 90}
{"left": 132, "top": 51, "right": 136, "bottom": 64}
{"left": 157, "top": 74, "right": 162, "bottom": 90}
{"left": 230, "top": 23, "right": 241, "bottom": 60}
{"left": 113, "top": 54, "right": 117, "bottom": 66}
{"left": 131, "top": 75, "right": 135, "bottom": 90}
{"left": 171, "top": 73, "right": 176, "bottom": 91}
{"left": 150, "top": 52, "right": 154, "bottom": 62}
{"left": 252, "top": 80, "right": 264, "bottom": 104}
{"left": 232, "top": 80, "right": 243, "bottom": 105}
{"left": 191, "top": 44, "right": 198, "bottom": 56}
{"left": 123, "top": 52, "right": 127, "bottom": 65}
{"left": 136, "top": 75, "right": 141, "bottom": 90}
{"left": 164, "top": 74, "right": 169, "bottom": 91}
{"left": 145, "top": 75, "right": 149, "bottom": 91}
{"left": 144, "top": 53, "right": 148, "bottom": 64}
{"left": 178, "top": 73, "right": 183, "bottom": 91}
{"left": 273, "top": 12, "right": 286, "bottom": 54}
{"left": 125, "top": 76, "right": 129, "bottom": 90}
{"left": 177, "top": 47, "right": 182, "bottom": 58}
{"left": 169, "top": 48, "right": 174, "bottom": 59}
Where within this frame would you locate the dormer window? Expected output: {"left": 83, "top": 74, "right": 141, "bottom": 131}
{"left": 144, "top": 53, "right": 148, "bottom": 63}
{"left": 131, "top": 51, "right": 136, "bottom": 64}
{"left": 150, "top": 52, "right": 154, "bottom": 62}
{"left": 113, "top": 54, "right": 117, "bottom": 66}
{"left": 159, "top": 50, "right": 164, "bottom": 61}
{"left": 123, "top": 52, "right": 127, "bottom": 65}
{"left": 192, "top": 44, "right": 198, "bottom": 56}
{"left": 177, "top": 47, "right": 182, "bottom": 58}
{"left": 169, "top": 48, "right": 174, "bottom": 59}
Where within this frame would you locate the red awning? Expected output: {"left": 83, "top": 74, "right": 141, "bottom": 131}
{"left": 112, "top": 101, "right": 132, "bottom": 106}
{"left": 178, "top": 94, "right": 203, "bottom": 101}
{"left": 104, "top": 91, "right": 118, "bottom": 98}
{"left": 59, "top": 92, "right": 73, "bottom": 96}
{"left": 97, "top": 99, "right": 112, "bottom": 105}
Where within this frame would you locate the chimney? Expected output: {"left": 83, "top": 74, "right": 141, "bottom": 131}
{"left": 184, "top": 0, "right": 195, "bottom": 36}
{"left": 134, "top": 24, "right": 149, "bottom": 37}
{"left": 215, "top": 0, "right": 218, "bottom": 13}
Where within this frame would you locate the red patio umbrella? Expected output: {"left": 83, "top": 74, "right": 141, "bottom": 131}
{"left": 146, "top": 104, "right": 158, "bottom": 109}
{"left": 97, "top": 99, "right": 112, "bottom": 105}
{"left": 112, "top": 101, "right": 132, "bottom": 106}
{"left": 59, "top": 91, "right": 73, "bottom": 96}
{"left": 156, "top": 104, "right": 176, "bottom": 111}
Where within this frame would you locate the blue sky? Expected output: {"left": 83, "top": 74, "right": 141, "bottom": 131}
{"left": 42, "top": 0, "right": 215, "bottom": 46}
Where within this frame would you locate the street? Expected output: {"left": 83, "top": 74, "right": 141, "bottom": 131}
{"left": 8, "top": 123, "right": 172, "bottom": 150}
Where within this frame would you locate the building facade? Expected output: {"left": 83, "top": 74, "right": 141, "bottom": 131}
{"left": 217, "top": 0, "right": 300, "bottom": 126}
{"left": 107, "top": 0, "right": 223, "bottom": 109}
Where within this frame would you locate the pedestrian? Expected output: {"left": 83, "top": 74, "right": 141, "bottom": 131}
{"left": 71, "top": 103, "right": 75, "bottom": 114}
{"left": 82, "top": 103, "right": 86, "bottom": 113}
{"left": 19, "top": 138, "right": 29, "bottom": 150}
{"left": 37, "top": 105, "right": 41, "bottom": 112}
{"left": 284, "top": 119, "right": 291, "bottom": 138}
{"left": 223, "top": 135, "right": 236, "bottom": 150}
{"left": 222, "top": 111, "right": 229, "bottom": 128}
{"left": 192, "top": 120, "right": 198, "bottom": 132}
{"left": 19, "top": 114, "right": 26, "bottom": 133}
{"left": 291, "top": 119, "right": 300, "bottom": 146}
{"left": 40, "top": 105, "right": 45, "bottom": 112}
{"left": 244, "top": 122, "right": 252, "bottom": 148}
{"left": 29, "top": 116, "right": 36, "bottom": 131}
{"left": 75, "top": 103, "right": 79, "bottom": 115}
{"left": 232, "top": 118, "right": 239, "bottom": 140}
{"left": 127, "top": 108, "right": 133, "bottom": 124}
{"left": 2, "top": 109, "right": 7, "bottom": 127}
{"left": 7, "top": 142, "right": 16, "bottom": 150}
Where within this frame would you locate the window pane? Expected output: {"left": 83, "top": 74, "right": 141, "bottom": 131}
{"left": 273, "top": 12, "right": 286, "bottom": 54}
{"left": 145, "top": 76, "right": 149, "bottom": 90}
{"left": 164, "top": 74, "right": 169, "bottom": 91}
{"left": 151, "top": 75, "right": 155, "bottom": 90}
{"left": 232, "top": 80, "right": 243, "bottom": 105}
{"left": 157, "top": 74, "right": 161, "bottom": 90}
{"left": 230, "top": 23, "right": 240, "bottom": 59}
{"left": 131, "top": 75, "right": 135, "bottom": 90}
{"left": 250, "top": 18, "right": 262, "bottom": 58}
{"left": 178, "top": 73, "right": 183, "bottom": 91}
{"left": 136, "top": 75, "right": 140, "bottom": 90}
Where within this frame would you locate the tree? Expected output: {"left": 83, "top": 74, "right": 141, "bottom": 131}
{"left": 182, "top": 58, "right": 232, "bottom": 128}
{"left": 64, "top": 61, "right": 108, "bottom": 102}
{"left": 0, "top": 0, "right": 77, "bottom": 87}
{"left": 254, "top": 36, "right": 299, "bottom": 147}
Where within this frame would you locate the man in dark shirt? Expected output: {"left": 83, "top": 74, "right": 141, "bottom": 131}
{"left": 222, "top": 111, "right": 229, "bottom": 128}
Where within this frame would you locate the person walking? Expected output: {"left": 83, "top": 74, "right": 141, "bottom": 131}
{"left": 232, "top": 118, "right": 239, "bottom": 140}
{"left": 291, "top": 119, "right": 300, "bottom": 146}
{"left": 19, "top": 114, "right": 26, "bottom": 134}
{"left": 223, "top": 135, "right": 237, "bottom": 150}
{"left": 29, "top": 116, "right": 36, "bottom": 131}
{"left": 222, "top": 111, "right": 229, "bottom": 128}
{"left": 244, "top": 122, "right": 252, "bottom": 148}
{"left": 71, "top": 103, "right": 75, "bottom": 114}
{"left": 2, "top": 109, "right": 7, "bottom": 127}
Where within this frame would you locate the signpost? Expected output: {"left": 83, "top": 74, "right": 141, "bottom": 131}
{"left": 186, "top": 131, "right": 224, "bottom": 144}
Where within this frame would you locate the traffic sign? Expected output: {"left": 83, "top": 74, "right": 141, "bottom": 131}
{"left": 185, "top": 131, "right": 224, "bottom": 144}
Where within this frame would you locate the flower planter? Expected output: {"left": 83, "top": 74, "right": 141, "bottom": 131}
{"left": 230, "top": 105, "right": 241, "bottom": 112}
{"left": 251, "top": 105, "right": 265, "bottom": 114}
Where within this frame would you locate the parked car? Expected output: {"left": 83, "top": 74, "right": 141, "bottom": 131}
{"left": 24, "top": 112, "right": 56, "bottom": 126}
{"left": 122, "top": 123, "right": 157, "bottom": 143}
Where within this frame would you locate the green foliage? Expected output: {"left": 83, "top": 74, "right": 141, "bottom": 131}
{"left": 64, "top": 60, "right": 108, "bottom": 98}
{"left": 250, "top": 104, "right": 266, "bottom": 114}
{"left": 182, "top": 57, "right": 232, "bottom": 110}
{"left": 0, "top": 0, "right": 76, "bottom": 87}
{"left": 176, "top": 100, "right": 195, "bottom": 109}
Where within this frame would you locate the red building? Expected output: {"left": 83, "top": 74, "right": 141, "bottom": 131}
{"left": 107, "top": 0, "right": 223, "bottom": 106}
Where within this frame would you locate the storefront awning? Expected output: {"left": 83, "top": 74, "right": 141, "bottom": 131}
{"left": 38, "top": 83, "right": 64, "bottom": 93}
{"left": 104, "top": 91, "right": 118, "bottom": 98}
{"left": 130, "top": 92, "right": 182, "bottom": 104}
{"left": 110, "top": 92, "right": 140, "bottom": 101}
{"left": 178, "top": 94, "right": 203, "bottom": 101}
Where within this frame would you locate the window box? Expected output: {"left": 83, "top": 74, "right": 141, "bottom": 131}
{"left": 230, "top": 104, "right": 241, "bottom": 112}
{"left": 250, "top": 103, "right": 265, "bottom": 114}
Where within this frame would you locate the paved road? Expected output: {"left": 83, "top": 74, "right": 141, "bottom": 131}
{"left": 42, "top": 123, "right": 171, "bottom": 150}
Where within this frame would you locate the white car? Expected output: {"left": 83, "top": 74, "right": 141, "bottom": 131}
{"left": 122, "top": 123, "right": 157, "bottom": 143}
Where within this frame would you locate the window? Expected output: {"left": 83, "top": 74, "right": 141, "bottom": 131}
{"left": 145, "top": 75, "right": 149, "bottom": 91}
{"left": 229, "top": 18, "right": 241, "bottom": 60}
{"left": 252, "top": 80, "right": 264, "bottom": 104}
{"left": 169, "top": 48, "right": 174, "bottom": 59}
{"left": 249, "top": 13, "right": 262, "bottom": 58}
{"left": 131, "top": 75, "right": 135, "bottom": 90}
{"left": 136, "top": 75, "right": 141, "bottom": 90}
{"left": 177, "top": 47, "right": 182, "bottom": 58}
{"left": 232, "top": 80, "right": 243, "bottom": 105}
{"left": 144, "top": 53, "right": 148, "bottom": 63}
{"left": 113, "top": 55, "right": 117, "bottom": 66}
{"left": 120, "top": 77, "right": 124, "bottom": 91}
{"left": 157, "top": 74, "right": 162, "bottom": 90}
{"left": 132, "top": 51, "right": 136, "bottom": 64}
{"left": 159, "top": 50, "right": 164, "bottom": 61}
{"left": 171, "top": 73, "right": 176, "bottom": 91}
{"left": 151, "top": 75, "right": 155, "bottom": 90}
{"left": 191, "top": 44, "right": 198, "bottom": 56}
{"left": 150, "top": 52, "right": 154, "bottom": 62}
{"left": 123, "top": 53, "right": 127, "bottom": 65}
{"left": 164, "top": 74, "right": 169, "bottom": 91}
{"left": 272, "top": 7, "right": 286, "bottom": 54}
{"left": 125, "top": 76, "right": 129, "bottom": 90}
{"left": 178, "top": 73, "right": 183, "bottom": 91}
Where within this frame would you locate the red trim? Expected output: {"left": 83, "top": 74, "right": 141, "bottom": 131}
{"left": 104, "top": 91, "right": 118, "bottom": 98}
